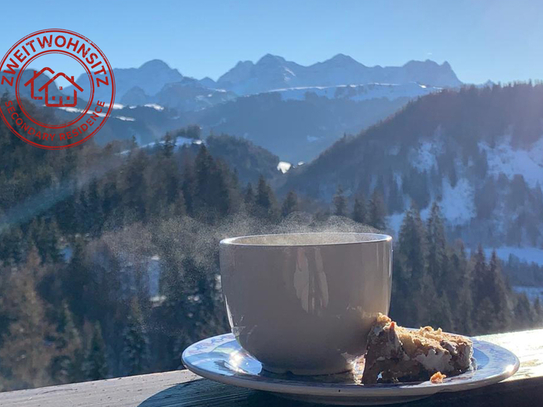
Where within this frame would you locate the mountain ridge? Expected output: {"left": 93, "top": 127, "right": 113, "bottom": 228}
{"left": 282, "top": 83, "right": 543, "bottom": 248}
{"left": 216, "top": 54, "right": 461, "bottom": 95}
{"left": 59, "top": 54, "right": 461, "bottom": 105}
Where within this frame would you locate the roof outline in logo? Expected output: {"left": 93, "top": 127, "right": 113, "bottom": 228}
{"left": 23, "top": 67, "right": 55, "bottom": 86}
{"left": 23, "top": 67, "right": 56, "bottom": 100}
{"left": 38, "top": 72, "right": 83, "bottom": 92}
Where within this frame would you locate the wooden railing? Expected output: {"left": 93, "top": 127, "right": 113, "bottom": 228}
{"left": 1, "top": 329, "right": 542, "bottom": 407}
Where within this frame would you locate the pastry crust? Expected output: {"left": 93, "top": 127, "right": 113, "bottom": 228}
{"left": 362, "top": 314, "right": 473, "bottom": 384}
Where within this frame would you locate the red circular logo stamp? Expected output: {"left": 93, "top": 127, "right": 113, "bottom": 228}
{"left": 0, "top": 29, "right": 115, "bottom": 149}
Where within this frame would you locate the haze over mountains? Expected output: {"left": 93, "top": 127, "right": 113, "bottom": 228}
{"left": 9, "top": 54, "right": 460, "bottom": 161}
{"left": 3, "top": 55, "right": 543, "bottom": 274}
{"left": 12, "top": 56, "right": 540, "bottom": 259}
{"left": 66, "top": 54, "right": 460, "bottom": 106}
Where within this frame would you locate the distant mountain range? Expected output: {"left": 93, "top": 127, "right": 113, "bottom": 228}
{"left": 64, "top": 54, "right": 460, "bottom": 107}
{"left": 6, "top": 54, "right": 464, "bottom": 161}
{"left": 214, "top": 54, "right": 461, "bottom": 95}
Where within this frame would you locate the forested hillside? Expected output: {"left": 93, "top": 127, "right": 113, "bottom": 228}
{"left": 0, "top": 99, "right": 541, "bottom": 392}
{"left": 284, "top": 83, "right": 543, "bottom": 248}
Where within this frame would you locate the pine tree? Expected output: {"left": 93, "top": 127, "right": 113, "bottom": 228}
{"left": 51, "top": 301, "right": 83, "bottom": 384}
{"left": 76, "top": 188, "right": 90, "bottom": 234}
{"left": 255, "top": 175, "right": 279, "bottom": 222}
{"left": 244, "top": 183, "right": 255, "bottom": 213}
{"left": 352, "top": 196, "right": 367, "bottom": 224}
{"left": 162, "top": 133, "right": 176, "bottom": 157}
{"left": 533, "top": 298, "right": 543, "bottom": 326}
{"left": 387, "top": 176, "right": 404, "bottom": 213}
{"left": 449, "top": 242, "right": 473, "bottom": 334}
{"left": 122, "top": 150, "right": 148, "bottom": 223}
{"left": 0, "top": 249, "right": 54, "bottom": 390}
{"left": 282, "top": 191, "right": 299, "bottom": 217}
{"left": 367, "top": 190, "right": 387, "bottom": 230}
{"left": 181, "top": 161, "right": 196, "bottom": 216}
{"left": 63, "top": 238, "right": 93, "bottom": 325}
{"left": 513, "top": 293, "right": 534, "bottom": 331}
{"left": 29, "top": 219, "right": 62, "bottom": 264}
{"left": 426, "top": 202, "right": 448, "bottom": 290}
{"left": 83, "top": 322, "right": 108, "bottom": 381}
{"left": 86, "top": 179, "right": 103, "bottom": 237}
{"left": 0, "top": 225, "right": 26, "bottom": 265}
{"left": 471, "top": 247, "right": 513, "bottom": 333}
{"left": 392, "top": 203, "right": 428, "bottom": 326}
{"left": 476, "top": 297, "right": 496, "bottom": 334}
{"left": 420, "top": 202, "right": 455, "bottom": 329}
{"left": 487, "top": 251, "right": 512, "bottom": 330}
{"left": 146, "top": 152, "right": 182, "bottom": 219}
{"left": 403, "top": 169, "right": 431, "bottom": 209}
{"left": 55, "top": 179, "right": 78, "bottom": 235}
{"left": 210, "top": 160, "right": 234, "bottom": 217}
{"left": 333, "top": 185, "right": 348, "bottom": 217}
{"left": 194, "top": 144, "right": 214, "bottom": 208}
{"left": 102, "top": 177, "right": 123, "bottom": 229}
{"left": 471, "top": 248, "right": 514, "bottom": 333}
{"left": 173, "top": 191, "right": 186, "bottom": 218}
{"left": 121, "top": 301, "right": 149, "bottom": 376}
{"left": 421, "top": 275, "right": 454, "bottom": 331}
{"left": 398, "top": 203, "right": 427, "bottom": 284}
{"left": 192, "top": 146, "right": 235, "bottom": 219}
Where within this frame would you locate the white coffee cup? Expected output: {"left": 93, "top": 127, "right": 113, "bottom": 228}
{"left": 219, "top": 232, "right": 392, "bottom": 375}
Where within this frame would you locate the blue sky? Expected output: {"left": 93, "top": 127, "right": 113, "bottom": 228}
{"left": 1, "top": 0, "right": 541, "bottom": 84}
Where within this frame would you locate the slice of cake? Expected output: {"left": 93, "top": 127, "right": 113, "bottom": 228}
{"left": 362, "top": 314, "right": 473, "bottom": 384}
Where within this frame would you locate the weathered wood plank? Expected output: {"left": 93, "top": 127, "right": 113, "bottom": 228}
{"left": 0, "top": 370, "right": 203, "bottom": 407}
{"left": 476, "top": 328, "right": 543, "bottom": 381}
{"left": 0, "top": 329, "right": 541, "bottom": 407}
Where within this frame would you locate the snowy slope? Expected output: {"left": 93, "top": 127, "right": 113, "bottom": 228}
{"left": 269, "top": 82, "right": 441, "bottom": 102}
{"left": 285, "top": 85, "right": 543, "bottom": 252}
{"left": 480, "top": 137, "right": 543, "bottom": 188}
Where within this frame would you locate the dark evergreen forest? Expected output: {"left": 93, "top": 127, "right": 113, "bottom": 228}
{"left": 0, "top": 94, "right": 541, "bottom": 391}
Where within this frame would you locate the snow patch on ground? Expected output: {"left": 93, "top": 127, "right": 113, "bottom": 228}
{"left": 115, "top": 116, "right": 135, "bottom": 122}
{"left": 128, "top": 104, "right": 165, "bottom": 111}
{"left": 57, "top": 107, "right": 81, "bottom": 114}
{"left": 269, "top": 82, "right": 441, "bottom": 102}
{"left": 58, "top": 106, "right": 135, "bottom": 121}
{"left": 277, "top": 161, "right": 292, "bottom": 173}
{"left": 412, "top": 138, "right": 443, "bottom": 172}
{"left": 144, "top": 103, "right": 165, "bottom": 111}
{"left": 440, "top": 178, "right": 475, "bottom": 225}
{"left": 103, "top": 103, "right": 124, "bottom": 109}
{"left": 484, "top": 246, "right": 543, "bottom": 266}
{"left": 480, "top": 137, "right": 543, "bottom": 188}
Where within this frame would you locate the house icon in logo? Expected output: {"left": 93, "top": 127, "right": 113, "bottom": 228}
{"left": 24, "top": 67, "right": 55, "bottom": 101}
{"left": 24, "top": 67, "right": 83, "bottom": 108}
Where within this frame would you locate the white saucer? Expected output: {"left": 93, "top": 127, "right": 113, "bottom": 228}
{"left": 182, "top": 333, "right": 519, "bottom": 405}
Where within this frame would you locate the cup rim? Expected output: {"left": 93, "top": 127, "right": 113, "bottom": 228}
{"left": 220, "top": 232, "right": 392, "bottom": 248}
